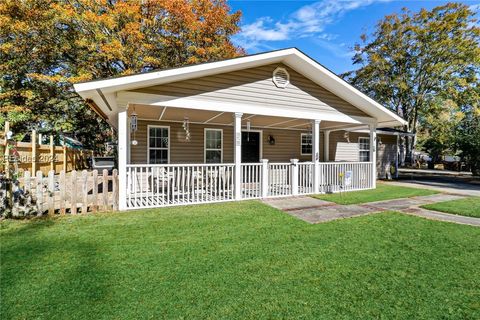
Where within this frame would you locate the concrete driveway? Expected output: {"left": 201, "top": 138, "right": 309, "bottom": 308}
{"left": 388, "top": 172, "right": 480, "bottom": 197}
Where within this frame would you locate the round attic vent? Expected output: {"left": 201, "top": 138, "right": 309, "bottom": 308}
{"left": 272, "top": 67, "right": 290, "bottom": 88}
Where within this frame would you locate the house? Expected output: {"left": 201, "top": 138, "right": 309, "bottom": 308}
{"left": 74, "top": 48, "right": 407, "bottom": 210}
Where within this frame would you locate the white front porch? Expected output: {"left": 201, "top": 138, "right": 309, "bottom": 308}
{"left": 125, "top": 161, "right": 374, "bottom": 209}
{"left": 119, "top": 109, "right": 378, "bottom": 210}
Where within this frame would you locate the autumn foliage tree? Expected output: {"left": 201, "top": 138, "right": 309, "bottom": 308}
{"left": 0, "top": 0, "right": 243, "bottom": 149}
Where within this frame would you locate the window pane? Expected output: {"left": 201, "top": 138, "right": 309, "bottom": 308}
{"left": 301, "top": 134, "right": 312, "bottom": 154}
{"left": 149, "top": 127, "right": 169, "bottom": 148}
{"left": 206, "top": 150, "right": 221, "bottom": 163}
{"left": 359, "top": 151, "right": 370, "bottom": 162}
{"left": 149, "top": 149, "right": 168, "bottom": 164}
{"left": 205, "top": 130, "right": 221, "bottom": 150}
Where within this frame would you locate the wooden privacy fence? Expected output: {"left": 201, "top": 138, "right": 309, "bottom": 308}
{"left": 1, "top": 122, "right": 91, "bottom": 175}
{"left": 15, "top": 169, "right": 118, "bottom": 215}
{"left": 1, "top": 137, "right": 91, "bottom": 175}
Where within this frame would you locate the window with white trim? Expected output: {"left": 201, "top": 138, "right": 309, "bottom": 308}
{"left": 359, "top": 137, "right": 370, "bottom": 162}
{"left": 205, "top": 129, "right": 223, "bottom": 163}
{"left": 148, "top": 126, "right": 169, "bottom": 164}
{"left": 301, "top": 133, "right": 312, "bottom": 155}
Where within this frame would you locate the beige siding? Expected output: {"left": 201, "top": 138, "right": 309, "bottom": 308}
{"left": 132, "top": 64, "right": 368, "bottom": 118}
{"left": 130, "top": 120, "right": 316, "bottom": 164}
{"left": 329, "top": 131, "right": 397, "bottom": 178}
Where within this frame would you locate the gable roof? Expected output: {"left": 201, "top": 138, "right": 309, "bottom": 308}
{"left": 74, "top": 48, "right": 406, "bottom": 127}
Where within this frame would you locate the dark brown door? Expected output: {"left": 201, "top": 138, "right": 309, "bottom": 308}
{"left": 241, "top": 132, "right": 260, "bottom": 163}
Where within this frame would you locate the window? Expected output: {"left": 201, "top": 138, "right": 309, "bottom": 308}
{"left": 301, "top": 133, "right": 312, "bottom": 155}
{"left": 359, "top": 137, "right": 370, "bottom": 162}
{"left": 205, "top": 129, "right": 223, "bottom": 163}
{"left": 148, "top": 126, "right": 169, "bottom": 164}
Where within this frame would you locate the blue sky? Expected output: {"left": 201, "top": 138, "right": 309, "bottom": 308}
{"left": 229, "top": 0, "right": 480, "bottom": 74}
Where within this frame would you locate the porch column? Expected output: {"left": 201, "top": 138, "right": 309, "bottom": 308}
{"left": 234, "top": 112, "right": 243, "bottom": 200}
{"left": 312, "top": 120, "right": 321, "bottom": 193}
{"left": 369, "top": 123, "right": 377, "bottom": 188}
{"left": 290, "top": 159, "right": 299, "bottom": 196}
{"left": 323, "top": 130, "right": 330, "bottom": 162}
{"left": 118, "top": 108, "right": 128, "bottom": 210}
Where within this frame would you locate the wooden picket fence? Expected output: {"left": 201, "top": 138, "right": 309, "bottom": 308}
{"left": 17, "top": 169, "right": 118, "bottom": 215}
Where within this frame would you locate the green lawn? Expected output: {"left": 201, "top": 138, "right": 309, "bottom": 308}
{"left": 1, "top": 201, "right": 479, "bottom": 319}
{"left": 312, "top": 183, "right": 438, "bottom": 205}
{"left": 422, "top": 197, "right": 480, "bottom": 218}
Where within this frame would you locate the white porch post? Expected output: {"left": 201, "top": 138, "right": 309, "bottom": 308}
{"left": 261, "top": 159, "right": 269, "bottom": 198}
{"left": 312, "top": 120, "right": 321, "bottom": 194}
{"left": 291, "top": 159, "right": 299, "bottom": 196}
{"left": 323, "top": 130, "right": 330, "bottom": 162}
{"left": 395, "top": 134, "right": 399, "bottom": 179}
{"left": 118, "top": 108, "right": 128, "bottom": 210}
{"left": 234, "top": 112, "right": 243, "bottom": 200}
{"left": 369, "top": 123, "right": 377, "bottom": 188}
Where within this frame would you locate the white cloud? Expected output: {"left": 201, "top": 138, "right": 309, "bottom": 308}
{"left": 470, "top": 4, "right": 480, "bottom": 12}
{"left": 235, "top": 0, "right": 392, "bottom": 50}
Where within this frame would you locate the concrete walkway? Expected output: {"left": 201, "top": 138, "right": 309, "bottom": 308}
{"left": 262, "top": 194, "right": 480, "bottom": 227}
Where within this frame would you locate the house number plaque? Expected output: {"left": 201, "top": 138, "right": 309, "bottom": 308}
{"left": 236, "top": 132, "right": 241, "bottom": 146}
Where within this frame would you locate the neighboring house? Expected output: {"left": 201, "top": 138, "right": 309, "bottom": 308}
{"left": 74, "top": 48, "right": 406, "bottom": 210}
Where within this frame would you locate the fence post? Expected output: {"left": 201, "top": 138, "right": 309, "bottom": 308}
{"left": 82, "top": 170, "right": 88, "bottom": 213}
{"left": 49, "top": 135, "right": 55, "bottom": 172}
{"left": 102, "top": 169, "right": 108, "bottom": 211}
{"left": 112, "top": 169, "right": 118, "bottom": 211}
{"left": 63, "top": 145, "right": 67, "bottom": 172}
{"left": 71, "top": 170, "right": 77, "bottom": 214}
{"left": 291, "top": 159, "right": 299, "bottom": 196}
{"left": 59, "top": 170, "right": 66, "bottom": 214}
{"left": 35, "top": 170, "right": 43, "bottom": 215}
{"left": 31, "top": 129, "right": 37, "bottom": 174}
{"left": 73, "top": 151, "right": 77, "bottom": 170}
{"left": 260, "top": 159, "right": 269, "bottom": 198}
{"left": 47, "top": 170, "right": 55, "bottom": 215}
{"left": 92, "top": 170, "right": 98, "bottom": 213}
{"left": 4, "top": 121, "right": 9, "bottom": 178}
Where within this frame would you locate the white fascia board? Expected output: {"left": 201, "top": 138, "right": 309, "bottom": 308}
{"left": 73, "top": 49, "right": 295, "bottom": 94}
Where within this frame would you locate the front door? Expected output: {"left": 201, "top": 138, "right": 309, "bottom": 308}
{"left": 242, "top": 132, "right": 260, "bottom": 163}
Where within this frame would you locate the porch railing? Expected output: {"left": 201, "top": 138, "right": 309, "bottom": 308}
{"left": 241, "top": 163, "right": 262, "bottom": 199}
{"left": 126, "top": 164, "right": 235, "bottom": 209}
{"left": 126, "top": 161, "right": 374, "bottom": 209}
{"left": 319, "top": 162, "right": 373, "bottom": 193}
{"left": 298, "top": 162, "right": 314, "bottom": 195}
{"left": 268, "top": 163, "right": 292, "bottom": 197}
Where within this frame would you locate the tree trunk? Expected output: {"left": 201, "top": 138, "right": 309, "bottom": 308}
{"left": 405, "top": 136, "right": 416, "bottom": 166}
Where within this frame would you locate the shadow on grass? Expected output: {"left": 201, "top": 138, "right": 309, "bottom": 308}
{"left": 1, "top": 220, "right": 112, "bottom": 319}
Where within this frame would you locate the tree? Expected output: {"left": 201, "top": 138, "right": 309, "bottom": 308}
{"left": 344, "top": 3, "right": 480, "bottom": 164}
{"left": 417, "top": 98, "right": 462, "bottom": 169}
{"left": 454, "top": 84, "right": 480, "bottom": 175}
{"left": 0, "top": 0, "right": 243, "bottom": 149}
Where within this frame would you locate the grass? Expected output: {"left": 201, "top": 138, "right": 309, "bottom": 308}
{"left": 421, "top": 197, "right": 480, "bottom": 218}
{"left": 1, "top": 201, "right": 479, "bottom": 319}
{"left": 312, "top": 183, "right": 438, "bottom": 205}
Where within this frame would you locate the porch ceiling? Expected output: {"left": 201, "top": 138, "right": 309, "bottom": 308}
{"left": 129, "top": 104, "right": 353, "bottom": 130}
